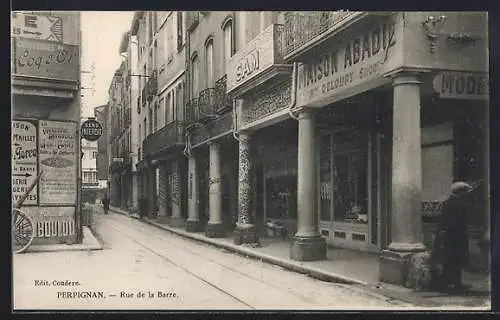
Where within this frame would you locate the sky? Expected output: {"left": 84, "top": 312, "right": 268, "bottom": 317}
{"left": 81, "top": 11, "right": 134, "bottom": 118}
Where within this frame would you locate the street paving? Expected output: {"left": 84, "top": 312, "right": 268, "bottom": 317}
{"left": 13, "top": 206, "right": 416, "bottom": 310}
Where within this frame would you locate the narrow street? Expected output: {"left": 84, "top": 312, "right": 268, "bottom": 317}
{"left": 13, "top": 207, "right": 411, "bottom": 310}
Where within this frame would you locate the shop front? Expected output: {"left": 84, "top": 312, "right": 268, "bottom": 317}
{"left": 11, "top": 12, "right": 82, "bottom": 245}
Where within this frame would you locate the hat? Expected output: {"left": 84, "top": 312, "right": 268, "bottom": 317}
{"left": 451, "top": 181, "right": 473, "bottom": 194}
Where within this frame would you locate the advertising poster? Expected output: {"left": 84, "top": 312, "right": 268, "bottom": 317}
{"left": 38, "top": 120, "right": 78, "bottom": 205}
{"left": 22, "top": 206, "right": 76, "bottom": 241}
{"left": 12, "top": 120, "right": 38, "bottom": 206}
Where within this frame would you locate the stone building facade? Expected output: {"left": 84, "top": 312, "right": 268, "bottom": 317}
{"left": 110, "top": 11, "right": 490, "bottom": 288}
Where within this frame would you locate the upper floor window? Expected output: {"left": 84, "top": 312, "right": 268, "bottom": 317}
{"left": 153, "top": 102, "right": 159, "bottom": 132}
{"left": 92, "top": 151, "right": 98, "bottom": 159}
{"left": 222, "top": 18, "right": 233, "bottom": 74}
{"left": 177, "top": 11, "right": 184, "bottom": 50}
{"left": 191, "top": 54, "right": 200, "bottom": 97}
{"left": 148, "top": 107, "right": 153, "bottom": 135}
{"left": 165, "top": 92, "right": 173, "bottom": 124}
{"left": 205, "top": 39, "right": 214, "bottom": 87}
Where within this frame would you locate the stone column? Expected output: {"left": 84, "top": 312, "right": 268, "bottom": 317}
{"left": 131, "top": 173, "right": 139, "bottom": 209}
{"left": 479, "top": 105, "right": 490, "bottom": 272}
{"left": 234, "top": 133, "right": 259, "bottom": 245}
{"left": 379, "top": 71, "right": 426, "bottom": 287}
{"left": 157, "top": 162, "right": 169, "bottom": 223}
{"left": 186, "top": 153, "right": 204, "bottom": 232}
{"left": 169, "top": 159, "right": 185, "bottom": 228}
{"left": 290, "top": 109, "right": 326, "bottom": 261}
{"left": 148, "top": 165, "right": 157, "bottom": 218}
{"left": 205, "top": 141, "right": 225, "bottom": 237}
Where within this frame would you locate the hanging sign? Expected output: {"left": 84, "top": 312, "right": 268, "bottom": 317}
{"left": 81, "top": 118, "right": 103, "bottom": 141}
{"left": 12, "top": 120, "right": 38, "bottom": 205}
{"left": 13, "top": 38, "right": 79, "bottom": 81}
{"left": 11, "top": 12, "right": 63, "bottom": 42}
{"left": 38, "top": 120, "right": 78, "bottom": 205}
{"left": 432, "top": 72, "right": 489, "bottom": 100}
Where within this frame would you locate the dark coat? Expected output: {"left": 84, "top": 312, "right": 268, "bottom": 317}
{"left": 431, "top": 193, "right": 470, "bottom": 267}
{"left": 102, "top": 198, "right": 110, "bottom": 210}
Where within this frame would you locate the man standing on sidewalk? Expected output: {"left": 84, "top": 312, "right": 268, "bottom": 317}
{"left": 102, "top": 196, "right": 110, "bottom": 215}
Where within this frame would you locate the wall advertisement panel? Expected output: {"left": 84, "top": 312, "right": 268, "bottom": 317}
{"left": 11, "top": 119, "right": 78, "bottom": 243}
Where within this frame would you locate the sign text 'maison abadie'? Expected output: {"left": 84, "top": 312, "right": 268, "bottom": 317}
{"left": 297, "top": 21, "right": 396, "bottom": 105}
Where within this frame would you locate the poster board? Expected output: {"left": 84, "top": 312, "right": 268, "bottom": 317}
{"left": 11, "top": 119, "right": 78, "bottom": 243}
{"left": 38, "top": 120, "right": 78, "bottom": 206}
{"left": 12, "top": 120, "right": 39, "bottom": 205}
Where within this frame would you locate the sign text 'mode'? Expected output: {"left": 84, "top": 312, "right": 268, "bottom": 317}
{"left": 433, "top": 72, "right": 489, "bottom": 100}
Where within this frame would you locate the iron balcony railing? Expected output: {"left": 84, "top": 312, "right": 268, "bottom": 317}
{"left": 142, "top": 120, "right": 184, "bottom": 157}
{"left": 146, "top": 70, "right": 158, "bottom": 101}
{"left": 215, "top": 75, "right": 232, "bottom": 114}
{"left": 141, "top": 87, "right": 147, "bottom": 106}
{"left": 283, "top": 11, "right": 358, "bottom": 58}
{"left": 186, "top": 11, "right": 200, "bottom": 32}
{"left": 197, "top": 88, "right": 218, "bottom": 123}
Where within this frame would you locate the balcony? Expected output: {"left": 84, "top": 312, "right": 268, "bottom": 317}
{"left": 226, "top": 24, "right": 291, "bottom": 99}
{"left": 186, "top": 11, "right": 200, "bottom": 32}
{"left": 283, "top": 11, "right": 367, "bottom": 59}
{"left": 215, "top": 75, "right": 232, "bottom": 114}
{"left": 142, "top": 120, "right": 184, "bottom": 158}
{"left": 197, "top": 88, "right": 218, "bottom": 123}
{"left": 146, "top": 70, "right": 158, "bottom": 101}
{"left": 141, "top": 87, "right": 147, "bottom": 106}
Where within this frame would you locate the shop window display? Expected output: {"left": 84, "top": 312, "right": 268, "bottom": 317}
{"left": 333, "top": 150, "right": 368, "bottom": 224}
{"left": 319, "top": 131, "right": 369, "bottom": 224}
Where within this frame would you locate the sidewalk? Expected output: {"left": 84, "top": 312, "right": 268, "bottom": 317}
{"left": 109, "top": 206, "right": 491, "bottom": 309}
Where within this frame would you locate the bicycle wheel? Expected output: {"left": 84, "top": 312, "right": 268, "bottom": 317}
{"left": 12, "top": 208, "right": 35, "bottom": 254}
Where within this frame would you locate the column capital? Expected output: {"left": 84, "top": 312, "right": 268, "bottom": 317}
{"left": 207, "top": 140, "right": 219, "bottom": 147}
{"left": 238, "top": 131, "right": 251, "bottom": 142}
{"left": 297, "top": 108, "right": 316, "bottom": 121}
{"left": 383, "top": 67, "right": 431, "bottom": 85}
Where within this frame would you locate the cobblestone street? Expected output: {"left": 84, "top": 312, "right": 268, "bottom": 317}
{"left": 13, "top": 207, "right": 413, "bottom": 310}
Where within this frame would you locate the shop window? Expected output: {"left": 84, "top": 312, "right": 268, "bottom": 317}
{"left": 319, "top": 134, "right": 332, "bottom": 221}
{"left": 333, "top": 150, "right": 368, "bottom": 224}
{"left": 265, "top": 175, "right": 297, "bottom": 220}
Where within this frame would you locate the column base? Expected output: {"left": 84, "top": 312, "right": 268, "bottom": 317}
{"left": 156, "top": 215, "right": 170, "bottom": 224}
{"left": 290, "top": 236, "right": 326, "bottom": 261}
{"left": 233, "top": 224, "right": 259, "bottom": 245}
{"left": 478, "top": 236, "right": 491, "bottom": 273}
{"left": 168, "top": 216, "right": 185, "bottom": 228}
{"left": 379, "top": 249, "right": 431, "bottom": 290}
{"left": 185, "top": 220, "right": 204, "bottom": 233}
{"left": 205, "top": 222, "right": 226, "bottom": 238}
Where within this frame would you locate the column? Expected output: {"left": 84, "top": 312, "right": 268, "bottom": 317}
{"left": 148, "top": 166, "right": 157, "bottom": 218}
{"left": 206, "top": 141, "right": 226, "bottom": 237}
{"left": 234, "top": 133, "right": 259, "bottom": 245}
{"left": 169, "top": 159, "right": 185, "bottom": 228}
{"left": 186, "top": 153, "right": 204, "bottom": 232}
{"left": 479, "top": 106, "right": 490, "bottom": 272}
{"left": 290, "top": 109, "right": 326, "bottom": 261}
{"left": 131, "top": 173, "right": 139, "bottom": 210}
{"left": 379, "top": 71, "right": 426, "bottom": 287}
{"left": 157, "top": 162, "right": 169, "bottom": 223}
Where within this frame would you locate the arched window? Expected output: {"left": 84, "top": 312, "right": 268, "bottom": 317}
{"left": 221, "top": 17, "right": 233, "bottom": 74}
{"left": 205, "top": 38, "right": 214, "bottom": 87}
{"left": 191, "top": 53, "right": 199, "bottom": 97}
